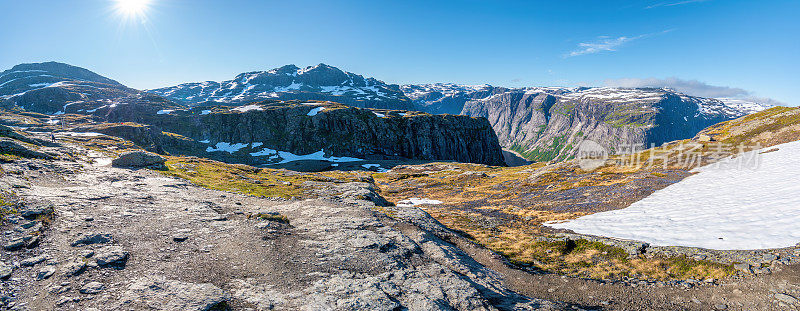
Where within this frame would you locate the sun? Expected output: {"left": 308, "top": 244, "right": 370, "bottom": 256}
{"left": 114, "top": 0, "right": 151, "bottom": 19}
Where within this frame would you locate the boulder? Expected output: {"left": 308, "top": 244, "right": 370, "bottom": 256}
{"left": 112, "top": 151, "right": 166, "bottom": 168}
{"left": 0, "top": 261, "right": 12, "bottom": 279}
{"left": 71, "top": 232, "right": 112, "bottom": 247}
{"left": 94, "top": 245, "right": 129, "bottom": 267}
{"left": 80, "top": 282, "right": 105, "bottom": 294}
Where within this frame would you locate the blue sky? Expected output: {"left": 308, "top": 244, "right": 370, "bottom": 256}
{"left": 1, "top": 0, "right": 797, "bottom": 105}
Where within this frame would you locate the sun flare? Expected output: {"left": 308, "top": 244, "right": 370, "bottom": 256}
{"left": 114, "top": 0, "right": 151, "bottom": 18}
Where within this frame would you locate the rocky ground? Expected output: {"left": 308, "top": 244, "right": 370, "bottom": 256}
{"left": 0, "top": 137, "right": 562, "bottom": 310}
{"left": 0, "top": 118, "right": 799, "bottom": 310}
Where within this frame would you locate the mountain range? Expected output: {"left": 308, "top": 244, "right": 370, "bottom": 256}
{"left": 148, "top": 64, "right": 414, "bottom": 110}
{"left": 0, "top": 61, "right": 774, "bottom": 164}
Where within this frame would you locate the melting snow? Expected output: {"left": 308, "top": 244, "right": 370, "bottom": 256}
{"left": 373, "top": 112, "right": 386, "bottom": 118}
{"left": 397, "top": 198, "right": 443, "bottom": 207}
{"left": 206, "top": 142, "right": 248, "bottom": 154}
{"left": 546, "top": 140, "right": 800, "bottom": 250}
{"left": 362, "top": 163, "right": 389, "bottom": 172}
{"left": 231, "top": 105, "right": 263, "bottom": 112}
{"left": 250, "top": 148, "right": 363, "bottom": 164}
{"left": 307, "top": 107, "right": 325, "bottom": 116}
{"left": 46, "top": 119, "right": 60, "bottom": 125}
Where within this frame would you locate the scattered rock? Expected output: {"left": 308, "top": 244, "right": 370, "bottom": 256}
{"left": 63, "top": 260, "right": 88, "bottom": 277}
{"left": 111, "top": 151, "right": 166, "bottom": 168}
{"left": 117, "top": 277, "right": 228, "bottom": 310}
{"left": 94, "top": 245, "right": 128, "bottom": 267}
{"left": 25, "top": 235, "right": 41, "bottom": 248}
{"left": 172, "top": 234, "right": 189, "bottom": 242}
{"left": 19, "top": 205, "right": 53, "bottom": 218}
{"left": 762, "top": 253, "right": 779, "bottom": 262}
{"left": 3, "top": 237, "right": 27, "bottom": 250}
{"left": 55, "top": 296, "right": 80, "bottom": 306}
{"left": 0, "top": 261, "right": 13, "bottom": 279}
{"left": 80, "top": 249, "right": 95, "bottom": 258}
{"left": 733, "top": 263, "right": 753, "bottom": 274}
{"left": 37, "top": 267, "right": 56, "bottom": 280}
{"left": 20, "top": 221, "right": 38, "bottom": 229}
{"left": 775, "top": 293, "right": 799, "bottom": 305}
{"left": 70, "top": 232, "right": 112, "bottom": 247}
{"left": 79, "top": 282, "right": 105, "bottom": 294}
{"left": 20, "top": 254, "right": 49, "bottom": 267}
{"left": 714, "top": 303, "right": 728, "bottom": 310}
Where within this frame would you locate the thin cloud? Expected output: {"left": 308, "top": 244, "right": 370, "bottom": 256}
{"left": 646, "top": 0, "right": 711, "bottom": 9}
{"left": 564, "top": 30, "right": 673, "bottom": 58}
{"left": 604, "top": 77, "right": 786, "bottom": 105}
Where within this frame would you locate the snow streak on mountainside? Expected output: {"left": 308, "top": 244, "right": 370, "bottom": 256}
{"left": 149, "top": 64, "right": 414, "bottom": 110}
{"left": 547, "top": 140, "right": 800, "bottom": 250}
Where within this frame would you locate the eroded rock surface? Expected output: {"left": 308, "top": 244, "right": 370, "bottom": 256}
{"left": 0, "top": 138, "right": 559, "bottom": 310}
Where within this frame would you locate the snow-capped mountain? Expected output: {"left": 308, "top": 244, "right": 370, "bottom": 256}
{"left": 402, "top": 83, "right": 772, "bottom": 118}
{"left": 0, "top": 62, "right": 143, "bottom": 114}
{"left": 400, "top": 83, "right": 510, "bottom": 115}
{"left": 149, "top": 64, "right": 414, "bottom": 110}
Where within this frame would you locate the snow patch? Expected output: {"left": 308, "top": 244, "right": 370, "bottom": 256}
{"left": 307, "top": 107, "right": 325, "bottom": 116}
{"left": 397, "top": 198, "right": 443, "bottom": 207}
{"left": 231, "top": 105, "right": 263, "bottom": 112}
{"left": 206, "top": 142, "right": 248, "bottom": 154}
{"left": 200, "top": 110, "right": 212, "bottom": 115}
{"left": 156, "top": 109, "right": 174, "bottom": 115}
{"left": 546, "top": 140, "right": 800, "bottom": 250}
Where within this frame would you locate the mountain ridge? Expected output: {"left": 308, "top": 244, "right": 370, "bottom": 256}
{"left": 148, "top": 63, "right": 415, "bottom": 110}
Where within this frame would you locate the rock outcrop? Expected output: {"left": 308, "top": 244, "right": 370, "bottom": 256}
{"left": 111, "top": 151, "right": 166, "bottom": 168}
{"left": 96, "top": 101, "right": 506, "bottom": 166}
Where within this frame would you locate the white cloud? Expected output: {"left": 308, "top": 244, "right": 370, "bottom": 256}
{"left": 566, "top": 36, "right": 642, "bottom": 57}
{"left": 646, "top": 0, "right": 711, "bottom": 9}
{"left": 565, "top": 30, "right": 673, "bottom": 57}
{"left": 604, "top": 77, "right": 786, "bottom": 105}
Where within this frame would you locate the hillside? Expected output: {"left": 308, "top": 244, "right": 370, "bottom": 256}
{"left": 373, "top": 106, "right": 800, "bottom": 283}
{"left": 149, "top": 64, "right": 415, "bottom": 110}
{"left": 0, "top": 62, "right": 142, "bottom": 115}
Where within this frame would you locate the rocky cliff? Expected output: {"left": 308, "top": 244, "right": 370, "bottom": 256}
{"left": 88, "top": 100, "right": 505, "bottom": 166}
{"left": 149, "top": 64, "right": 415, "bottom": 110}
{"left": 460, "top": 87, "right": 771, "bottom": 162}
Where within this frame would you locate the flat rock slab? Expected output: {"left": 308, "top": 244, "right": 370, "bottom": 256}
{"left": 117, "top": 277, "right": 228, "bottom": 311}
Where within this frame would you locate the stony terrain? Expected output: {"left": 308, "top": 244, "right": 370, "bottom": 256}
{"left": 0, "top": 131, "right": 561, "bottom": 310}
{"left": 0, "top": 107, "right": 799, "bottom": 310}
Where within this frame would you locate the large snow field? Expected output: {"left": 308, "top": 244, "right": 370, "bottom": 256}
{"left": 546, "top": 140, "right": 800, "bottom": 250}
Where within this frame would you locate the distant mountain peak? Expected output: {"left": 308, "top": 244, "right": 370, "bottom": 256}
{"left": 149, "top": 64, "right": 414, "bottom": 110}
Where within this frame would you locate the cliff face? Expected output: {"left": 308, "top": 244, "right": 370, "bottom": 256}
{"left": 96, "top": 101, "right": 505, "bottom": 166}
{"left": 461, "top": 88, "right": 769, "bottom": 162}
